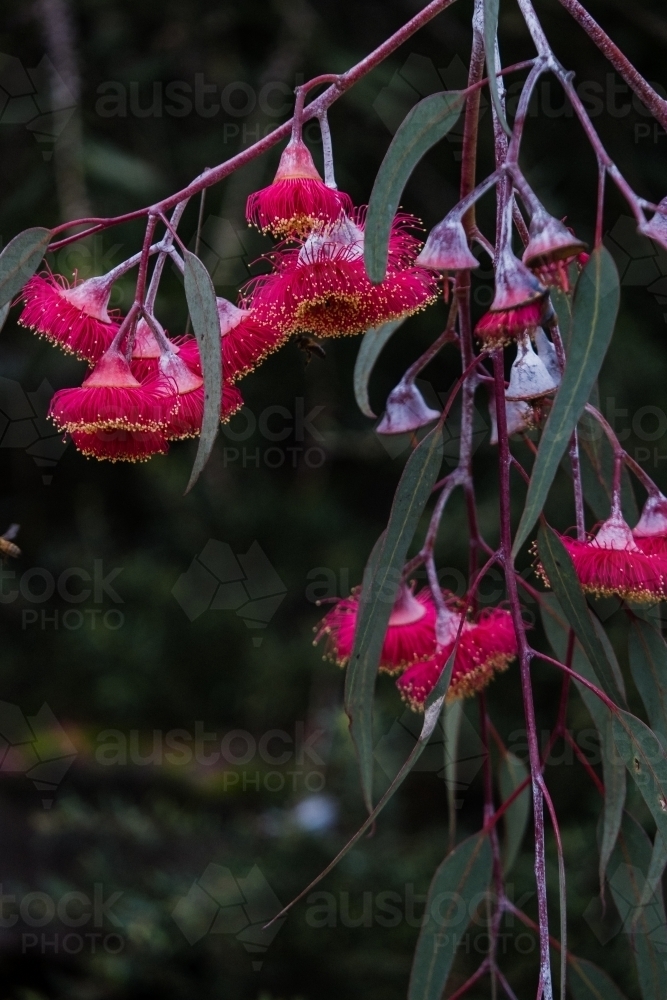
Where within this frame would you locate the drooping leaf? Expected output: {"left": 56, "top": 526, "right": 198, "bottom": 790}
{"left": 629, "top": 618, "right": 667, "bottom": 746}
{"left": 183, "top": 250, "right": 222, "bottom": 493}
{"left": 513, "top": 248, "right": 620, "bottom": 557}
{"left": 353, "top": 318, "right": 406, "bottom": 418}
{"left": 345, "top": 427, "right": 443, "bottom": 811}
{"left": 0, "top": 301, "right": 10, "bottom": 334}
{"left": 634, "top": 832, "right": 667, "bottom": 925}
{"left": 483, "top": 0, "right": 511, "bottom": 136}
{"left": 608, "top": 811, "right": 667, "bottom": 1000}
{"left": 266, "top": 654, "right": 457, "bottom": 928}
{"left": 408, "top": 831, "right": 492, "bottom": 1000}
{"left": 550, "top": 286, "right": 572, "bottom": 350}
{"left": 568, "top": 956, "right": 629, "bottom": 1000}
{"left": 541, "top": 595, "right": 625, "bottom": 889}
{"left": 365, "top": 91, "right": 465, "bottom": 282}
{"left": 498, "top": 750, "right": 529, "bottom": 875}
{"left": 0, "top": 227, "right": 51, "bottom": 309}
{"left": 576, "top": 410, "right": 638, "bottom": 524}
{"left": 613, "top": 712, "right": 667, "bottom": 846}
{"left": 537, "top": 524, "right": 626, "bottom": 706}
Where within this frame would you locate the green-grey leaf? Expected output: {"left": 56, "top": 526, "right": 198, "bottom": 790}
{"left": 365, "top": 91, "right": 465, "bottom": 283}
{"left": 629, "top": 619, "right": 667, "bottom": 746}
{"left": 345, "top": 427, "right": 443, "bottom": 811}
{"left": 0, "top": 227, "right": 51, "bottom": 309}
{"left": 353, "top": 318, "right": 406, "bottom": 418}
{"left": 483, "top": 0, "right": 511, "bottom": 136}
{"left": 0, "top": 301, "right": 10, "bottom": 334}
{"left": 265, "top": 671, "right": 457, "bottom": 928}
{"left": 408, "top": 832, "right": 492, "bottom": 1000}
{"left": 498, "top": 751, "right": 529, "bottom": 875}
{"left": 540, "top": 595, "right": 625, "bottom": 889}
{"left": 608, "top": 811, "right": 667, "bottom": 1000}
{"left": 634, "top": 832, "right": 667, "bottom": 927}
{"left": 550, "top": 286, "right": 572, "bottom": 350}
{"left": 513, "top": 248, "right": 620, "bottom": 556}
{"left": 613, "top": 712, "right": 667, "bottom": 846}
{"left": 183, "top": 250, "right": 222, "bottom": 493}
{"left": 537, "top": 524, "right": 626, "bottom": 706}
{"left": 568, "top": 956, "right": 629, "bottom": 1000}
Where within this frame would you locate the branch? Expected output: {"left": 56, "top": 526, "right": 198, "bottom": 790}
{"left": 556, "top": 0, "right": 667, "bottom": 129}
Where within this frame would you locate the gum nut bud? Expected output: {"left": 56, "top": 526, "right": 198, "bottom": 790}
{"left": 489, "top": 398, "right": 534, "bottom": 445}
{"left": 216, "top": 297, "right": 250, "bottom": 337}
{"left": 490, "top": 245, "right": 547, "bottom": 312}
{"left": 415, "top": 216, "right": 478, "bottom": 271}
{"left": 634, "top": 492, "right": 667, "bottom": 537}
{"left": 640, "top": 197, "right": 667, "bottom": 251}
{"left": 522, "top": 205, "right": 587, "bottom": 268}
{"left": 534, "top": 327, "right": 561, "bottom": 384}
{"left": 376, "top": 381, "right": 440, "bottom": 435}
{"left": 505, "top": 334, "right": 559, "bottom": 401}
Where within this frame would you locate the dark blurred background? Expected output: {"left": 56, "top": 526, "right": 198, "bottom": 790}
{"left": 0, "top": 1, "right": 666, "bottom": 997}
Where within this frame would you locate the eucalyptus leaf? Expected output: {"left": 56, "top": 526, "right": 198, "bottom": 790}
{"left": 568, "top": 956, "right": 629, "bottom": 1000}
{"left": 540, "top": 594, "right": 625, "bottom": 889}
{"left": 266, "top": 651, "right": 458, "bottom": 929}
{"left": 345, "top": 427, "right": 443, "bottom": 811}
{"left": 483, "top": 0, "right": 511, "bottom": 136}
{"left": 183, "top": 250, "right": 222, "bottom": 493}
{"left": 498, "top": 750, "right": 529, "bottom": 875}
{"left": 613, "top": 711, "right": 667, "bottom": 846}
{"left": 0, "top": 301, "right": 10, "bottom": 334}
{"left": 629, "top": 619, "right": 667, "bottom": 746}
{"left": 365, "top": 91, "right": 465, "bottom": 282}
{"left": 513, "top": 248, "right": 620, "bottom": 557}
{"left": 537, "top": 524, "right": 626, "bottom": 706}
{"left": 408, "top": 831, "right": 492, "bottom": 1000}
{"left": 608, "top": 811, "right": 667, "bottom": 1000}
{"left": 353, "top": 318, "right": 406, "bottom": 418}
{"left": 0, "top": 227, "right": 51, "bottom": 309}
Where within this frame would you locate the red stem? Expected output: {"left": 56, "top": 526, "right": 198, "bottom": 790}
{"left": 556, "top": 0, "right": 667, "bottom": 129}
{"left": 493, "top": 351, "right": 553, "bottom": 1000}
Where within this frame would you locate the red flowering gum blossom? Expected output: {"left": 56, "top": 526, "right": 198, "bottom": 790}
{"left": 633, "top": 493, "right": 667, "bottom": 556}
{"left": 246, "top": 139, "right": 353, "bottom": 239}
{"left": 19, "top": 273, "right": 119, "bottom": 363}
{"left": 71, "top": 428, "right": 169, "bottom": 463}
{"left": 315, "top": 585, "right": 437, "bottom": 675}
{"left": 245, "top": 212, "right": 439, "bottom": 338}
{"left": 540, "top": 513, "right": 667, "bottom": 604}
{"left": 175, "top": 303, "right": 287, "bottom": 384}
{"left": 475, "top": 247, "right": 549, "bottom": 346}
{"left": 48, "top": 348, "right": 167, "bottom": 433}
{"left": 396, "top": 607, "right": 517, "bottom": 710}
{"left": 129, "top": 318, "right": 180, "bottom": 381}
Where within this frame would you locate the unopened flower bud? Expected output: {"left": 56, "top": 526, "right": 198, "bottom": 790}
{"left": 489, "top": 397, "right": 535, "bottom": 445}
{"left": 376, "top": 381, "right": 440, "bottom": 435}
{"left": 522, "top": 205, "right": 586, "bottom": 270}
{"left": 416, "top": 216, "right": 478, "bottom": 271}
{"left": 534, "top": 328, "right": 561, "bottom": 385}
{"left": 505, "top": 334, "right": 559, "bottom": 401}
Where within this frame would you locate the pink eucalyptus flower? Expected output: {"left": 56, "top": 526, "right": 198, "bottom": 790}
{"left": 19, "top": 272, "right": 119, "bottom": 363}
{"left": 397, "top": 607, "right": 517, "bottom": 709}
{"left": 246, "top": 138, "right": 353, "bottom": 239}
{"left": 315, "top": 584, "right": 437, "bottom": 675}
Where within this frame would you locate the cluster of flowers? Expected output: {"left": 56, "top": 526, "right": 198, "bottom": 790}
{"left": 316, "top": 584, "right": 518, "bottom": 710}
{"left": 17, "top": 136, "right": 438, "bottom": 463}
{"left": 538, "top": 493, "right": 667, "bottom": 605}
